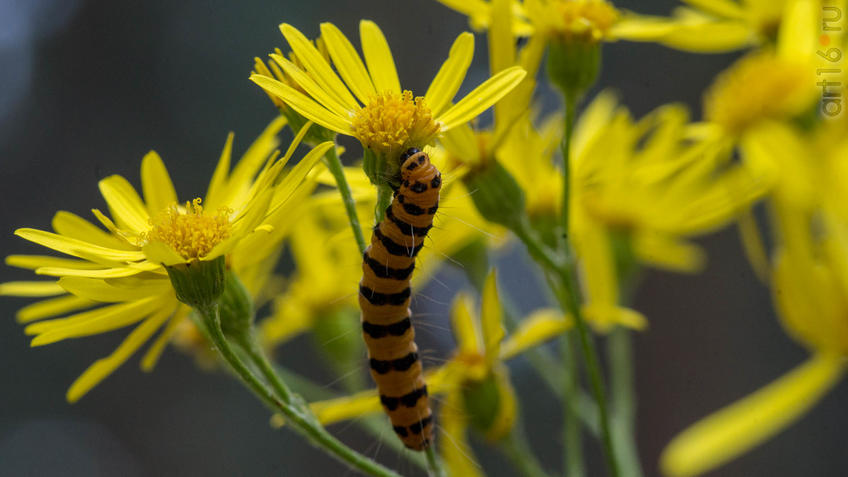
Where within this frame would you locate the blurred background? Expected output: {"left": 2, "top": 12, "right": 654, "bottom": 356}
{"left": 0, "top": 0, "right": 845, "bottom": 475}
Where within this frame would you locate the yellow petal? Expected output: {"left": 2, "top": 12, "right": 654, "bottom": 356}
{"left": 58, "top": 276, "right": 172, "bottom": 303}
{"left": 425, "top": 32, "right": 475, "bottom": 117}
{"left": 310, "top": 389, "right": 382, "bottom": 425}
{"left": 480, "top": 270, "right": 505, "bottom": 360}
{"left": 279, "top": 23, "right": 360, "bottom": 111}
{"left": 140, "top": 304, "right": 187, "bottom": 371}
{"left": 500, "top": 309, "right": 572, "bottom": 360}
{"left": 655, "top": 20, "right": 755, "bottom": 52}
{"left": 661, "top": 353, "right": 845, "bottom": 477}
{"left": 440, "top": 123, "right": 480, "bottom": 164}
{"left": 6, "top": 255, "right": 103, "bottom": 271}
{"left": 268, "top": 141, "right": 333, "bottom": 215}
{"left": 320, "top": 22, "right": 376, "bottom": 104}
{"left": 14, "top": 228, "right": 146, "bottom": 262}
{"left": 140, "top": 151, "right": 178, "bottom": 215}
{"left": 98, "top": 175, "right": 151, "bottom": 234}
{"left": 359, "top": 20, "right": 401, "bottom": 94}
{"left": 227, "top": 116, "right": 288, "bottom": 200}
{"left": 28, "top": 296, "right": 163, "bottom": 345}
{"left": 777, "top": 0, "right": 817, "bottom": 63}
{"left": 66, "top": 303, "right": 174, "bottom": 402}
{"left": 205, "top": 132, "right": 235, "bottom": 211}
{"left": 0, "top": 281, "right": 64, "bottom": 297}
{"left": 681, "top": 0, "right": 745, "bottom": 19}
{"left": 272, "top": 54, "right": 357, "bottom": 119}
{"left": 437, "top": 66, "right": 527, "bottom": 131}
{"left": 16, "top": 295, "right": 96, "bottom": 324}
{"left": 250, "top": 74, "right": 354, "bottom": 135}
{"left": 451, "top": 293, "right": 482, "bottom": 354}
{"left": 632, "top": 232, "right": 706, "bottom": 273}
{"left": 52, "top": 211, "right": 134, "bottom": 251}
{"left": 35, "top": 265, "right": 153, "bottom": 279}
{"left": 142, "top": 239, "right": 188, "bottom": 266}
{"left": 440, "top": 388, "right": 483, "bottom": 477}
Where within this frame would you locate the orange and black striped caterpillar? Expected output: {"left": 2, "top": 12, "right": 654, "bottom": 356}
{"left": 359, "top": 147, "right": 441, "bottom": 450}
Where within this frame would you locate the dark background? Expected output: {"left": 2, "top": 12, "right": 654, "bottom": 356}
{"left": 0, "top": 0, "right": 844, "bottom": 475}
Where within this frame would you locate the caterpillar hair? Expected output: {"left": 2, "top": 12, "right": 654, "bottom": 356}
{"left": 358, "top": 147, "right": 441, "bottom": 450}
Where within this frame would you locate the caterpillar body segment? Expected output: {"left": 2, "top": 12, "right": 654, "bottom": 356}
{"left": 359, "top": 148, "right": 441, "bottom": 451}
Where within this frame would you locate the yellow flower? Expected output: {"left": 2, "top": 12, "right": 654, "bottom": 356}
{"left": 660, "top": 121, "right": 848, "bottom": 477}
{"left": 434, "top": 0, "right": 675, "bottom": 45}
{"left": 279, "top": 271, "right": 573, "bottom": 470}
{"left": 250, "top": 20, "right": 526, "bottom": 161}
{"left": 652, "top": 0, "right": 805, "bottom": 52}
{"left": 699, "top": 0, "right": 819, "bottom": 136}
{"left": 568, "top": 93, "right": 770, "bottom": 330}
{"left": 0, "top": 119, "right": 330, "bottom": 402}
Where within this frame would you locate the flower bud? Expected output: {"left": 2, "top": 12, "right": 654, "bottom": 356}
{"left": 463, "top": 159, "right": 527, "bottom": 232}
{"left": 164, "top": 256, "right": 226, "bottom": 309}
{"left": 217, "top": 271, "right": 255, "bottom": 340}
{"left": 547, "top": 38, "right": 601, "bottom": 101}
{"left": 461, "top": 365, "right": 517, "bottom": 441}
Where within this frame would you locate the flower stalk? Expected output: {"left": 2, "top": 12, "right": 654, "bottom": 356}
{"left": 323, "top": 145, "right": 367, "bottom": 254}
{"left": 195, "top": 302, "right": 401, "bottom": 477}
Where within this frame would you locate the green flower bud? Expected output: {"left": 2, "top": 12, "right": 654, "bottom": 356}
{"left": 547, "top": 38, "right": 601, "bottom": 101}
{"left": 461, "top": 366, "right": 517, "bottom": 441}
{"left": 165, "top": 256, "right": 226, "bottom": 309}
{"left": 217, "top": 271, "right": 255, "bottom": 340}
{"left": 463, "top": 159, "right": 527, "bottom": 232}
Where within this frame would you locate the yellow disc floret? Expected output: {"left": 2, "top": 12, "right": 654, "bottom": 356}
{"left": 705, "top": 52, "right": 813, "bottom": 134}
{"left": 145, "top": 198, "right": 232, "bottom": 261}
{"left": 551, "top": 0, "right": 619, "bottom": 42}
{"left": 352, "top": 90, "right": 441, "bottom": 158}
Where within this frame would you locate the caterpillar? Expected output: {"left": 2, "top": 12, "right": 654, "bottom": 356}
{"left": 359, "top": 147, "right": 441, "bottom": 450}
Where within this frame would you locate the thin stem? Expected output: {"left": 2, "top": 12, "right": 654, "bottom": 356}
{"left": 375, "top": 183, "right": 393, "bottom": 224}
{"left": 325, "top": 145, "right": 367, "bottom": 254}
{"left": 608, "top": 329, "right": 643, "bottom": 477}
{"left": 501, "top": 431, "right": 553, "bottom": 477}
{"left": 197, "top": 304, "right": 401, "bottom": 477}
{"left": 560, "top": 91, "right": 576, "bottom": 243}
{"left": 557, "top": 91, "right": 620, "bottom": 477}
{"left": 562, "top": 333, "right": 585, "bottom": 477}
{"left": 425, "top": 445, "right": 447, "bottom": 477}
{"left": 237, "top": 332, "right": 294, "bottom": 404}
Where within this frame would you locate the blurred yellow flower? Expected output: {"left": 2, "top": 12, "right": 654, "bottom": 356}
{"left": 250, "top": 20, "right": 526, "bottom": 160}
{"left": 569, "top": 93, "right": 770, "bottom": 330}
{"left": 660, "top": 121, "right": 848, "bottom": 477}
{"left": 0, "top": 119, "right": 330, "bottom": 402}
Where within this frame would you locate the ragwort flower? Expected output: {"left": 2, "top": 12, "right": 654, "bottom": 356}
{"left": 0, "top": 119, "right": 330, "bottom": 402}
{"left": 250, "top": 20, "right": 526, "bottom": 164}
{"left": 660, "top": 122, "right": 848, "bottom": 477}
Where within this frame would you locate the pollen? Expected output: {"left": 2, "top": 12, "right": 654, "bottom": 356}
{"left": 352, "top": 90, "right": 441, "bottom": 159}
{"left": 704, "top": 52, "right": 812, "bottom": 134}
{"left": 145, "top": 198, "right": 232, "bottom": 261}
{"left": 553, "top": 0, "right": 619, "bottom": 42}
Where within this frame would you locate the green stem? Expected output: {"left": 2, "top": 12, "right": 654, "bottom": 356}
{"left": 562, "top": 333, "right": 585, "bottom": 477}
{"left": 271, "top": 366, "right": 430, "bottom": 472}
{"left": 501, "top": 431, "right": 553, "bottom": 477}
{"left": 375, "top": 183, "right": 393, "bottom": 224}
{"left": 325, "top": 145, "right": 367, "bottom": 254}
{"left": 558, "top": 91, "right": 619, "bottom": 477}
{"left": 197, "top": 304, "right": 401, "bottom": 477}
{"left": 425, "top": 446, "right": 447, "bottom": 477}
{"left": 608, "top": 329, "right": 643, "bottom": 477}
{"left": 560, "top": 91, "right": 576, "bottom": 243}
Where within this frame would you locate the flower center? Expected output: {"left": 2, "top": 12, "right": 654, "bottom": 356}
{"left": 553, "top": 0, "right": 619, "bottom": 41}
{"left": 145, "top": 198, "right": 231, "bottom": 260}
{"left": 352, "top": 90, "right": 440, "bottom": 158}
{"left": 705, "top": 52, "right": 811, "bottom": 134}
